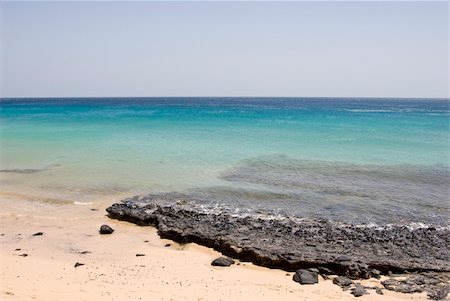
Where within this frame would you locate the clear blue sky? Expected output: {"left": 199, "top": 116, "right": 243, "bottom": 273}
{"left": 1, "top": 1, "right": 448, "bottom": 98}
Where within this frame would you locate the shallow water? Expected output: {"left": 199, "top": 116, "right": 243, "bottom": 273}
{"left": 185, "top": 155, "right": 450, "bottom": 226}
{"left": 0, "top": 97, "right": 449, "bottom": 225}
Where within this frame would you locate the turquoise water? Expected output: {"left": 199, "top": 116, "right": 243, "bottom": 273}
{"left": 1, "top": 98, "right": 449, "bottom": 225}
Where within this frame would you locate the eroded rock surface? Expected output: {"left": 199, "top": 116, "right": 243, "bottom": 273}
{"left": 106, "top": 195, "right": 450, "bottom": 282}
{"left": 382, "top": 273, "right": 450, "bottom": 299}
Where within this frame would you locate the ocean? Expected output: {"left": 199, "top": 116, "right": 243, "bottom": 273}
{"left": 1, "top": 97, "right": 449, "bottom": 227}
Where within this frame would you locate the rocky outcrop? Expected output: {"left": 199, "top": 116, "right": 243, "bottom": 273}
{"left": 106, "top": 196, "right": 450, "bottom": 279}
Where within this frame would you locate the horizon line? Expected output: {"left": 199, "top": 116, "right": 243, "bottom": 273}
{"left": 1, "top": 96, "right": 450, "bottom": 100}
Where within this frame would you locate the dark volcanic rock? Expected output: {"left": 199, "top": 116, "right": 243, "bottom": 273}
{"left": 318, "top": 267, "right": 333, "bottom": 279}
{"left": 394, "top": 283, "right": 422, "bottom": 293}
{"left": 32, "top": 232, "right": 43, "bottom": 236}
{"left": 382, "top": 279, "right": 399, "bottom": 290}
{"left": 293, "top": 269, "right": 319, "bottom": 284}
{"left": 318, "top": 267, "right": 333, "bottom": 275}
{"left": 375, "top": 287, "right": 383, "bottom": 295}
{"left": 333, "top": 276, "right": 353, "bottom": 287}
{"left": 338, "top": 261, "right": 371, "bottom": 279}
{"left": 211, "top": 257, "right": 235, "bottom": 267}
{"left": 106, "top": 195, "right": 450, "bottom": 282}
{"left": 74, "top": 262, "right": 84, "bottom": 268}
{"left": 136, "top": 254, "right": 145, "bottom": 257}
{"left": 427, "top": 286, "right": 449, "bottom": 300}
{"left": 335, "top": 255, "right": 351, "bottom": 262}
{"left": 351, "top": 284, "right": 368, "bottom": 297}
{"left": 99, "top": 225, "right": 114, "bottom": 234}
{"left": 371, "top": 268, "right": 381, "bottom": 279}
{"left": 382, "top": 274, "right": 450, "bottom": 298}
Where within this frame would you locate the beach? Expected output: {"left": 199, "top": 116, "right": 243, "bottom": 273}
{"left": 2, "top": 0, "right": 449, "bottom": 299}
{"left": 0, "top": 195, "right": 432, "bottom": 301}
{"left": 1, "top": 98, "right": 449, "bottom": 300}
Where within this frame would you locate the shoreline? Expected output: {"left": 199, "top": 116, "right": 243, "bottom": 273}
{"left": 107, "top": 195, "right": 450, "bottom": 275}
{"left": 0, "top": 196, "right": 439, "bottom": 300}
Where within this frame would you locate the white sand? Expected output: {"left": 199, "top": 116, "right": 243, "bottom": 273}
{"left": 0, "top": 195, "right": 429, "bottom": 301}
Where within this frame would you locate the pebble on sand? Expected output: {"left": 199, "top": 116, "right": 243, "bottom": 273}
{"left": 211, "top": 257, "right": 235, "bottom": 267}
{"left": 99, "top": 225, "right": 114, "bottom": 234}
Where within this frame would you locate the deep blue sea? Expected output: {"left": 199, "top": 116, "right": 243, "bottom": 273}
{"left": 1, "top": 97, "right": 449, "bottom": 226}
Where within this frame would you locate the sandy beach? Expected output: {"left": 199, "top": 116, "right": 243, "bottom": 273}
{"left": 0, "top": 194, "right": 430, "bottom": 301}
{"left": 2, "top": 1, "right": 449, "bottom": 300}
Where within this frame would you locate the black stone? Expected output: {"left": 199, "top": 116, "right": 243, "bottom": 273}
{"left": 333, "top": 276, "right": 353, "bottom": 288}
{"left": 351, "top": 284, "right": 368, "bottom": 297}
{"left": 74, "top": 262, "right": 84, "bottom": 268}
{"left": 211, "top": 257, "right": 235, "bottom": 267}
{"left": 136, "top": 254, "right": 145, "bottom": 257}
{"left": 99, "top": 225, "right": 114, "bottom": 234}
{"left": 293, "top": 269, "right": 318, "bottom": 285}
{"left": 32, "top": 232, "right": 43, "bottom": 236}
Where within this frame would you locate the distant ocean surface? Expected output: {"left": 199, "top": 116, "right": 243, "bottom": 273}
{"left": 1, "top": 97, "right": 449, "bottom": 226}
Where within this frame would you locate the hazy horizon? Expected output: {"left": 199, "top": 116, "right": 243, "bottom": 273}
{"left": 1, "top": 1, "right": 448, "bottom": 98}
{"left": 1, "top": 96, "right": 450, "bottom": 100}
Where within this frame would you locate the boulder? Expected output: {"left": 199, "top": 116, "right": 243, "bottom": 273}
{"left": 333, "top": 276, "right": 353, "bottom": 288}
{"left": 293, "top": 269, "right": 319, "bottom": 285}
{"left": 211, "top": 257, "right": 235, "bottom": 267}
{"left": 351, "top": 284, "right": 368, "bottom": 297}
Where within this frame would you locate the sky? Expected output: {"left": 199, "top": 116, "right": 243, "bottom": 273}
{"left": 0, "top": 1, "right": 448, "bottom": 98}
